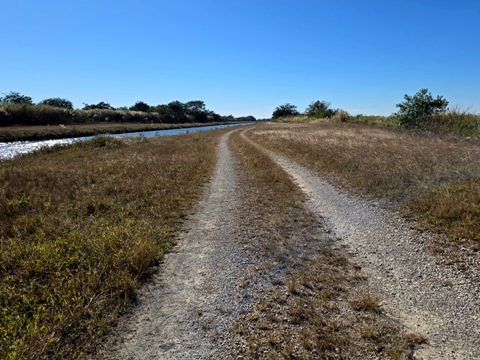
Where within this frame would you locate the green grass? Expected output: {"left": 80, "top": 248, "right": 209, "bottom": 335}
{"left": 349, "top": 114, "right": 397, "bottom": 127}
{"left": 427, "top": 108, "right": 480, "bottom": 137}
{"left": 0, "top": 132, "right": 220, "bottom": 359}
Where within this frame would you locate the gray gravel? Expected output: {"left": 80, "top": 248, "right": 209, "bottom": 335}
{"left": 267, "top": 150, "right": 480, "bottom": 360}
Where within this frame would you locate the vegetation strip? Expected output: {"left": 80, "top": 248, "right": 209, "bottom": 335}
{"left": 0, "top": 132, "right": 220, "bottom": 359}
{"left": 271, "top": 89, "right": 480, "bottom": 138}
{"left": 0, "top": 93, "right": 257, "bottom": 138}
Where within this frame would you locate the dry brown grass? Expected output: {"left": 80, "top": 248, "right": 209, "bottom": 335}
{"left": 411, "top": 179, "right": 480, "bottom": 250}
{"left": 0, "top": 132, "right": 220, "bottom": 359}
{"left": 229, "top": 130, "right": 314, "bottom": 264}
{"left": 247, "top": 122, "right": 480, "bottom": 252}
{"left": 273, "top": 115, "right": 316, "bottom": 124}
{"left": 229, "top": 130, "right": 423, "bottom": 359}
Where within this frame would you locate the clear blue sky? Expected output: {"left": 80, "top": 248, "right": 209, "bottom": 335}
{"left": 2, "top": 0, "right": 479, "bottom": 118}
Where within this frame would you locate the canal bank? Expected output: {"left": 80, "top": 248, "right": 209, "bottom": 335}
{"left": 0, "top": 122, "right": 252, "bottom": 160}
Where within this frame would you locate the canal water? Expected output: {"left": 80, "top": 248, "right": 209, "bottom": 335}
{"left": 0, "top": 123, "right": 251, "bottom": 160}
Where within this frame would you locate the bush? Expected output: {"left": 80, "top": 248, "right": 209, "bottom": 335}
{"left": 394, "top": 89, "right": 449, "bottom": 128}
{"left": 272, "top": 103, "right": 299, "bottom": 119}
{"left": 39, "top": 98, "right": 74, "bottom": 109}
{"left": 305, "top": 100, "right": 337, "bottom": 118}
{"left": 333, "top": 110, "right": 350, "bottom": 122}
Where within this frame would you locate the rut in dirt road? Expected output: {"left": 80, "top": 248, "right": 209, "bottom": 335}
{"left": 261, "top": 146, "right": 480, "bottom": 360}
{"left": 101, "top": 131, "right": 253, "bottom": 359}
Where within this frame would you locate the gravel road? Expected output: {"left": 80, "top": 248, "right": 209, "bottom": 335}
{"left": 100, "top": 131, "right": 256, "bottom": 359}
{"left": 101, "top": 129, "right": 480, "bottom": 359}
{"left": 265, "top": 149, "right": 480, "bottom": 359}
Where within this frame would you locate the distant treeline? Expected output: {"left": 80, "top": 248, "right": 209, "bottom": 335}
{"left": 0, "top": 92, "right": 256, "bottom": 126}
{"left": 273, "top": 90, "right": 480, "bottom": 137}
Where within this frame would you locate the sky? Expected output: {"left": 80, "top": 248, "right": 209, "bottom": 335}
{"left": 2, "top": 0, "right": 479, "bottom": 119}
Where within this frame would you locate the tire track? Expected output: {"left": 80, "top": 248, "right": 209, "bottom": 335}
{"left": 100, "top": 131, "right": 254, "bottom": 359}
{"left": 257, "top": 144, "right": 480, "bottom": 359}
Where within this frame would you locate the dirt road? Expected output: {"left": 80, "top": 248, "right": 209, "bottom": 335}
{"left": 263, "top": 144, "right": 480, "bottom": 359}
{"left": 101, "top": 129, "right": 480, "bottom": 359}
{"left": 100, "top": 131, "right": 258, "bottom": 359}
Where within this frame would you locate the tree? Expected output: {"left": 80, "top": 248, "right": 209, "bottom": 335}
{"left": 184, "top": 100, "right": 208, "bottom": 122}
{"left": 129, "top": 101, "right": 150, "bottom": 112}
{"left": 207, "top": 110, "right": 221, "bottom": 122}
{"left": 167, "top": 101, "right": 185, "bottom": 114}
{"left": 39, "top": 97, "right": 73, "bottom": 109}
{"left": 83, "top": 102, "right": 115, "bottom": 110}
{"left": 167, "top": 101, "right": 187, "bottom": 122}
{"left": 305, "top": 100, "right": 336, "bottom": 118}
{"left": 394, "top": 88, "right": 449, "bottom": 128}
{"left": 152, "top": 104, "right": 173, "bottom": 116}
{"left": 0, "top": 91, "right": 33, "bottom": 105}
{"left": 184, "top": 100, "right": 206, "bottom": 113}
{"left": 272, "top": 103, "right": 299, "bottom": 119}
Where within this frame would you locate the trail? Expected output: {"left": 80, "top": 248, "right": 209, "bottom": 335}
{"left": 261, "top": 145, "right": 480, "bottom": 359}
{"left": 100, "top": 131, "right": 254, "bottom": 359}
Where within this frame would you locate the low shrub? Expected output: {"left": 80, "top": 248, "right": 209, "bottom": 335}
{"left": 393, "top": 88, "right": 449, "bottom": 129}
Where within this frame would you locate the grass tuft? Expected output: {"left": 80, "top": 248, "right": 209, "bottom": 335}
{"left": 411, "top": 178, "right": 480, "bottom": 248}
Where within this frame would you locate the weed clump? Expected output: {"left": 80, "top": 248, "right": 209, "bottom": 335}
{"left": 79, "top": 135, "right": 126, "bottom": 148}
